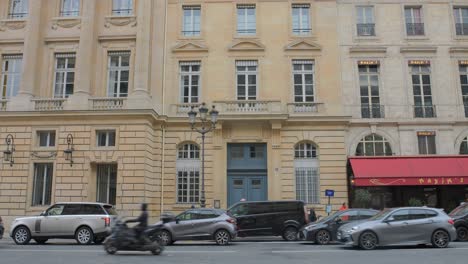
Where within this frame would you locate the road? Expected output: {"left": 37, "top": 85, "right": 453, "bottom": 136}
{"left": 1, "top": 238, "right": 467, "bottom": 264}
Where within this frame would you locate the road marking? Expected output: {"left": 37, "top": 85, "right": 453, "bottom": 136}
{"left": 0, "top": 249, "right": 238, "bottom": 254}
{"left": 271, "top": 247, "right": 468, "bottom": 253}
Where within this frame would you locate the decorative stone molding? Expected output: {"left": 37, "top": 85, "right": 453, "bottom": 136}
{"left": 228, "top": 39, "right": 265, "bottom": 52}
{"left": 104, "top": 16, "right": 137, "bottom": 28}
{"left": 284, "top": 39, "right": 321, "bottom": 51}
{"left": 449, "top": 46, "right": 468, "bottom": 54}
{"left": 0, "top": 19, "right": 26, "bottom": 31}
{"left": 51, "top": 17, "right": 81, "bottom": 30}
{"left": 172, "top": 41, "right": 209, "bottom": 53}
{"left": 31, "top": 151, "right": 58, "bottom": 159}
{"left": 400, "top": 46, "right": 437, "bottom": 53}
{"left": 349, "top": 46, "right": 387, "bottom": 54}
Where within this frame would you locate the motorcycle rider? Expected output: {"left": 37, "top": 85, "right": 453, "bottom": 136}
{"left": 125, "top": 203, "right": 149, "bottom": 243}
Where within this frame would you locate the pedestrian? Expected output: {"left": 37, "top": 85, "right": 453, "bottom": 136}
{"left": 339, "top": 202, "right": 348, "bottom": 211}
{"left": 309, "top": 208, "right": 317, "bottom": 222}
{"left": 191, "top": 204, "right": 195, "bottom": 209}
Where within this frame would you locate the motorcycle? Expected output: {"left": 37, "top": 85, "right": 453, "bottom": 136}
{"left": 104, "top": 218, "right": 164, "bottom": 255}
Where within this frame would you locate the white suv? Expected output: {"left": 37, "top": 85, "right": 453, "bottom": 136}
{"left": 10, "top": 202, "right": 117, "bottom": 245}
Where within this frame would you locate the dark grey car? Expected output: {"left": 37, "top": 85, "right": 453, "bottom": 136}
{"left": 154, "top": 209, "right": 237, "bottom": 246}
{"left": 337, "top": 207, "right": 457, "bottom": 250}
{"left": 0, "top": 216, "right": 4, "bottom": 239}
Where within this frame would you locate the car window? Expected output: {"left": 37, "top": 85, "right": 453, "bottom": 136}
{"left": 178, "top": 212, "right": 196, "bottom": 221}
{"left": 274, "top": 202, "right": 298, "bottom": 213}
{"left": 388, "top": 209, "right": 410, "bottom": 221}
{"left": 46, "top": 204, "right": 65, "bottom": 216}
{"left": 198, "top": 210, "right": 220, "bottom": 219}
{"left": 424, "top": 209, "right": 438, "bottom": 218}
{"left": 449, "top": 205, "right": 468, "bottom": 217}
{"left": 249, "top": 203, "right": 270, "bottom": 215}
{"left": 359, "top": 210, "right": 377, "bottom": 220}
{"left": 81, "top": 204, "right": 105, "bottom": 215}
{"left": 229, "top": 204, "right": 249, "bottom": 216}
{"left": 62, "top": 204, "right": 82, "bottom": 215}
{"left": 337, "top": 211, "right": 359, "bottom": 222}
{"left": 409, "top": 209, "right": 427, "bottom": 220}
{"left": 103, "top": 205, "right": 118, "bottom": 215}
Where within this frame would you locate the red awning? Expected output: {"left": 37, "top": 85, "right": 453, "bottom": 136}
{"left": 349, "top": 156, "right": 468, "bottom": 187}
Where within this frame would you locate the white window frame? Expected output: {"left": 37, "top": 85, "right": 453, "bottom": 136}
{"left": 96, "top": 164, "right": 117, "bottom": 205}
{"left": 418, "top": 134, "right": 436, "bottom": 155}
{"left": 9, "top": 0, "right": 28, "bottom": 19}
{"left": 176, "top": 143, "right": 201, "bottom": 204}
{"left": 292, "top": 4, "right": 311, "bottom": 35}
{"left": 404, "top": 6, "right": 424, "bottom": 36}
{"left": 460, "top": 137, "right": 468, "bottom": 154}
{"left": 411, "top": 64, "right": 434, "bottom": 117}
{"left": 358, "top": 64, "right": 381, "bottom": 118}
{"left": 1, "top": 55, "right": 22, "bottom": 99}
{"left": 294, "top": 142, "right": 317, "bottom": 159}
{"left": 32, "top": 163, "right": 53, "bottom": 206}
{"left": 112, "top": 0, "right": 133, "bottom": 16}
{"left": 293, "top": 60, "right": 314, "bottom": 103}
{"left": 237, "top": 4, "right": 256, "bottom": 36}
{"left": 356, "top": 134, "right": 392, "bottom": 156}
{"left": 54, "top": 53, "right": 75, "bottom": 98}
{"left": 294, "top": 142, "right": 319, "bottom": 204}
{"left": 182, "top": 6, "right": 201, "bottom": 37}
{"left": 460, "top": 64, "right": 468, "bottom": 117}
{"left": 178, "top": 143, "right": 200, "bottom": 159}
{"left": 179, "top": 61, "right": 201, "bottom": 103}
{"left": 454, "top": 7, "right": 468, "bottom": 36}
{"left": 38, "top": 131, "right": 56, "bottom": 147}
{"left": 107, "top": 52, "right": 130, "bottom": 98}
{"left": 96, "top": 130, "right": 116, "bottom": 147}
{"left": 356, "top": 6, "right": 375, "bottom": 36}
{"left": 236, "top": 60, "right": 258, "bottom": 101}
{"left": 60, "top": 0, "right": 80, "bottom": 17}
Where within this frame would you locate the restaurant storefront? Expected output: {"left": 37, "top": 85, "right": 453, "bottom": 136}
{"left": 348, "top": 156, "right": 468, "bottom": 212}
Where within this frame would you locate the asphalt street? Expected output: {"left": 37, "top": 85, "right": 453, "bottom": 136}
{"left": 1, "top": 238, "right": 467, "bottom": 264}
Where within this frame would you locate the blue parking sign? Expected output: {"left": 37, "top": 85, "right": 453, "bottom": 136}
{"left": 325, "top": 189, "right": 335, "bottom": 197}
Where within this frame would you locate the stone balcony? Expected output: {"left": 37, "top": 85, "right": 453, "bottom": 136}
{"left": 89, "top": 97, "right": 127, "bottom": 110}
{"left": 344, "top": 104, "right": 467, "bottom": 120}
{"left": 32, "top": 98, "right": 66, "bottom": 111}
{"left": 214, "top": 100, "right": 283, "bottom": 115}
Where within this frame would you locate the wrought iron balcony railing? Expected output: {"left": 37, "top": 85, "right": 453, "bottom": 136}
{"left": 406, "top": 23, "right": 425, "bottom": 36}
{"left": 357, "top": 23, "right": 375, "bottom": 36}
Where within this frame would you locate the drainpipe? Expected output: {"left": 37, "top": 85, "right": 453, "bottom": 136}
{"left": 160, "top": 125, "right": 166, "bottom": 215}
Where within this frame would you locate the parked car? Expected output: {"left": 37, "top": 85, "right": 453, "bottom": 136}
{"left": 337, "top": 207, "right": 457, "bottom": 250}
{"left": 449, "top": 202, "right": 468, "bottom": 241}
{"left": 299, "top": 208, "right": 379, "bottom": 244}
{"left": 152, "top": 208, "right": 237, "bottom": 246}
{"left": 0, "top": 216, "right": 4, "bottom": 239}
{"left": 227, "top": 200, "right": 308, "bottom": 241}
{"left": 10, "top": 202, "right": 117, "bottom": 245}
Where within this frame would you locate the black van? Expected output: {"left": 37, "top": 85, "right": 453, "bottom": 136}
{"left": 227, "top": 200, "right": 308, "bottom": 241}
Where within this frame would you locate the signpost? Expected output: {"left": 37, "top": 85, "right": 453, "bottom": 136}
{"left": 325, "top": 189, "right": 335, "bottom": 216}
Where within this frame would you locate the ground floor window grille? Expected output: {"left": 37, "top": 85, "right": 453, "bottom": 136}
{"left": 295, "top": 167, "right": 319, "bottom": 204}
{"left": 177, "top": 169, "right": 200, "bottom": 203}
{"left": 32, "top": 163, "right": 53, "bottom": 206}
{"left": 96, "top": 164, "right": 117, "bottom": 205}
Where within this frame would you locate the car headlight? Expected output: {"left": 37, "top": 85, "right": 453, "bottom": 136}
{"left": 345, "top": 226, "right": 360, "bottom": 233}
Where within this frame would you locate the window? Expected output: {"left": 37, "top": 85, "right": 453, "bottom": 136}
{"left": 112, "top": 0, "right": 132, "bottom": 16}
{"left": 32, "top": 163, "right": 53, "bottom": 206}
{"left": 338, "top": 211, "right": 359, "bottom": 222}
{"left": 237, "top": 5, "right": 256, "bottom": 35}
{"left": 411, "top": 65, "right": 435, "bottom": 118}
{"left": 292, "top": 4, "right": 311, "bottom": 35}
{"left": 295, "top": 142, "right": 317, "bottom": 158}
{"left": 177, "top": 143, "right": 201, "bottom": 204}
{"left": 180, "top": 61, "right": 200, "bottom": 103}
{"left": 96, "top": 130, "right": 116, "bottom": 147}
{"left": 236, "top": 60, "right": 257, "bottom": 100}
{"left": 81, "top": 204, "right": 105, "bottom": 215}
{"left": 389, "top": 209, "right": 410, "bottom": 221}
{"left": 177, "top": 143, "right": 200, "bottom": 159}
{"left": 182, "top": 6, "right": 201, "bottom": 37}
{"left": 46, "top": 204, "right": 64, "bottom": 216}
{"left": 107, "top": 51, "right": 130, "bottom": 97}
{"left": 60, "top": 0, "right": 80, "bottom": 17}
{"left": 62, "top": 204, "right": 82, "bottom": 215}
{"left": 356, "top": 134, "right": 392, "bottom": 156}
{"left": 293, "top": 60, "right": 314, "bottom": 103}
{"left": 454, "top": 7, "right": 468, "bottom": 36}
{"left": 356, "top": 6, "right": 375, "bottom": 36}
{"left": 249, "top": 145, "right": 264, "bottom": 159}
{"left": 418, "top": 132, "right": 436, "bottom": 155}
{"left": 359, "top": 64, "right": 382, "bottom": 118}
{"left": 461, "top": 137, "right": 468, "bottom": 155}
{"left": 459, "top": 64, "right": 468, "bottom": 117}
{"left": 38, "top": 131, "right": 56, "bottom": 147}
{"left": 9, "top": 0, "right": 28, "bottom": 19}
{"left": 1, "top": 55, "right": 22, "bottom": 99}
{"left": 410, "top": 209, "right": 428, "bottom": 220}
{"left": 405, "top": 6, "right": 424, "bottom": 36}
{"left": 96, "top": 164, "right": 117, "bottom": 205}
{"left": 54, "top": 53, "right": 75, "bottom": 98}
{"left": 230, "top": 145, "right": 244, "bottom": 159}
{"left": 294, "top": 141, "right": 319, "bottom": 204}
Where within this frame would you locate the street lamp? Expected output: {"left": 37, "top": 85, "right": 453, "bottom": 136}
{"left": 64, "top": 134, "right": 74, "bottom": 167}
{"left": 3, "top": 134, "right": 15, "bottom": 167}
{"left": 187, "top": 103, "right": 219, "bottom": 208}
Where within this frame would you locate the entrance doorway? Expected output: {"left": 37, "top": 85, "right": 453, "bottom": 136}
{"left": 227, "top": 143, "right": 267, "bottom": 207}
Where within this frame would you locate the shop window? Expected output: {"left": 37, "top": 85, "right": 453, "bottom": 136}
{"left": 356, "top": 133, "right": 392, "bottom": 156}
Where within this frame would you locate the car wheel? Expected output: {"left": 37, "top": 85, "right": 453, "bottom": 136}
{"left": 151, "top": 240, "right": 164, "bottom": 255}
{"left": 282, "top": 227, "right": 298, "bottom": 241}
{"left": 432, "top": 229, "right": 450, "bottom": 248}
{"left": 456, "top": 226, "right": 468, "bottom": 242}
{"left": 359, "top": 231, "right": 378, "bottom": 250}
{"left": 214, "top": 229, "right": 231, "bottom": 245}
{"left": 94, "top": 237, "right": 105, "bottom": 245}
{"left": 34, "top": 238, "right": 48, "bottom": 245}
{"left": 157, "top": 230, "right": 173, "bottom": 246}
{"left": 75, "top": 226, "right": 94, "bottom": 245}
{"left": 104, "top": 239, "right": 117, "bottom": 255}
{"left": 13, "top": 226, "right": 31, "bottom": 245}
{"left": 316, "top": 230, "right": 331, "bottom": 245}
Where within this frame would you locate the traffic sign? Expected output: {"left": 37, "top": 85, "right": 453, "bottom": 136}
{"left": 325, "top": 189, "right": 335, "bottom": 197}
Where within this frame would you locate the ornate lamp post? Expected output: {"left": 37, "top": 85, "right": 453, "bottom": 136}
{"left": 64, "top": 134, "right": 74, "bottom": 167}
{"left": 187, "top": 103, "right": 219, "bottom": 208}
{"left": 3, "top": 134, "right": 15, "bottom": 167}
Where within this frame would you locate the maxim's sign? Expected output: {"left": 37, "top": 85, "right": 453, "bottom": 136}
{"left": 408, "top": 60, "right": 430, "bottom": 65}
{"left": 358, "top": 60, "right": 380, "bottom": 65}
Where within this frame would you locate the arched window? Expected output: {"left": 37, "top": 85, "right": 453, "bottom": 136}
{"left": 294, "top": 142, "right": 319, "bottom": 204}
{"left": 355, "top": 133, "right": 392, "bottom": 156}
{"left": 460, "top": 137, "right": 468, "bottom": 155}
{"left": 176, "top": 143, "right": 200, "bottom": 204}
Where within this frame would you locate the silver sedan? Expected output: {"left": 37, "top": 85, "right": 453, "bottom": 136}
{"left": 337, "top": 207, "right": 457, "bottom": 250}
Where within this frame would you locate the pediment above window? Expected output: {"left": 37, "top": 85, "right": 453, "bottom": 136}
{"left": 284, "top": 39, "right": 321, "bottom": 51}
{"left": 228, "top": 39, "right": 265, "bottom": 52}
{"left": 172, "top": 41, "right": 209, "bottom": 53}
